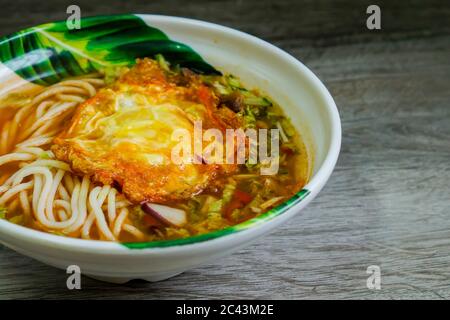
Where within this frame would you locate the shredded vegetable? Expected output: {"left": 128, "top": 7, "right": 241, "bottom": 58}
{"left": 260, "top": 196, "right": 285, "bottom": 210}
{"left": 155, "top": 53, "right": 171, "bottom": 72}
{"left": 0, "top": 207, "right": 6, "bottom": 219}
{"left": 276, "top": 121, "right": 289, "bottom": 143}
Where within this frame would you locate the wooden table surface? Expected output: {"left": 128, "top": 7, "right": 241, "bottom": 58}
{"left": 0, "top": 0, "right": 449, "bottom": 299}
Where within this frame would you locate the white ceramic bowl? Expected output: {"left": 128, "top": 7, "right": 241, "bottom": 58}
{"left": 0, "top": 15, "right": 341, "bottom": 283}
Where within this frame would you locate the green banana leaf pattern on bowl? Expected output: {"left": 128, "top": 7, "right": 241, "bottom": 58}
{"left": 0, "top": 14, "right": 311, "bottom": 248}
{"left": 0, "top": 14, "right": 220, "bottom": 86}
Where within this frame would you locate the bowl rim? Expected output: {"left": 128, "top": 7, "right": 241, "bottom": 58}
{"left": 0, "top": 14, "right": 341, "bottom": 253}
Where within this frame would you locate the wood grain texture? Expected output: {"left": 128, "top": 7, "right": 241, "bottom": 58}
{"left": 0, "top": 0, "right": 449, "bottom": 299}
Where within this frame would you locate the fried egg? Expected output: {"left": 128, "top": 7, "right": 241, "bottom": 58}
{"left": 52, "top": 59, "right": 239, "bottom": 204}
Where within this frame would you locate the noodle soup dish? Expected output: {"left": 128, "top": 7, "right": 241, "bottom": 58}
{"left": 0, "top": 56, "right": 311, "bottom": 242}
{"left": 0, "top": 15, "right": 340, "bottom": 283}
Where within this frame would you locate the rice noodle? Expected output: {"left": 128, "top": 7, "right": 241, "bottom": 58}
{"left": 0, "top": 77, "right": 138, "bottom": 241}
